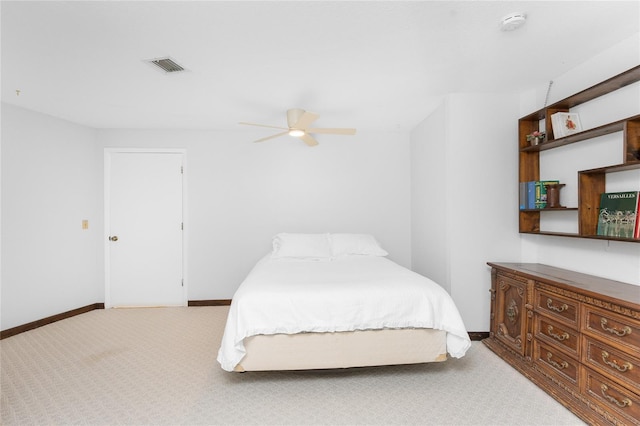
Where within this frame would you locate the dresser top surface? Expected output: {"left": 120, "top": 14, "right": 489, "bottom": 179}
{"left": 488, "top": 262, "right": 640, "bottom": 307}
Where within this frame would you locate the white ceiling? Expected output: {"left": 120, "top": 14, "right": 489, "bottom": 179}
{"left": 2, "top": 1, "right": 639, "bottom": 132}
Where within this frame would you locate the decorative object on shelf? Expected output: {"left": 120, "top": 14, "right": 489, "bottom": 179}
{"left": 543, "top": 80, "right": 554, "bottom": 109}
{"left": 544, "top": 183, "right": 565, "bottom": 208}
{"left": 596, "top": 191, "right": 640, "bottom": 239}
{"left": 551, "top": 112, "right": 583, "bottom": 138}
{"left": 526, "top": 131, "right": 546, "bottom": 146}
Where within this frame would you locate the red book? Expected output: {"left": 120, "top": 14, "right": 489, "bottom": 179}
{"left": 635, "top": 195, "right": 640, "bottom": 239}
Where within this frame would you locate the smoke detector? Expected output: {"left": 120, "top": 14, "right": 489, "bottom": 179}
{"left": 500, "top": 12, "right": 526, "bottom": 31}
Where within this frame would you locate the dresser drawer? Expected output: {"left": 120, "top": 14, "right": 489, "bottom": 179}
{"left": 582, "top": 368, "right": 640, "bottom": 426}
{"left": 583, "top": 336, "right": 640, "bottom": 394}
{"left": 535, "top": 288, "right": 579, "bottom": 327}
{"left": 533, "top": 339, "right": 579, "bottom": 389}
{"left": 583, "top": 305, "right": 640, "bottom": 353}
{"left": 488, "top": 263, "right": 640, "bottom": 426}
{"left": 535, "top": 315, "right": 580, "bottom": 358}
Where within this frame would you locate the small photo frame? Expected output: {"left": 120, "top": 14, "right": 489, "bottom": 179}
{"left": 551, "top": 112, "right": 583, "bottom": 138}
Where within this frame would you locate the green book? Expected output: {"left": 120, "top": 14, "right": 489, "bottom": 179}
{"left": 535, "top": 180, "right": 559, "bottom": 209}
{"left": 596, "top": 191, "right": 640, "bottom": 239}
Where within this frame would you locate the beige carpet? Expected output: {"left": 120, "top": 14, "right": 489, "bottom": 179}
{"left": 1, "top": 306, "right": 584, "bottom": 425}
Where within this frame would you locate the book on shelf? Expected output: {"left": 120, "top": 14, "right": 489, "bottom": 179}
{"left": 596, "top": 191, "right": 640, "bottom": 239}
{"left": 551, "top": 112, "right": 582, "bottom": 138}
{"left": 526, "top": 181, "right": 535, "bottom": 209}
{"left": 519, "top": 182, "right": 536, "bottom": 210}
{"left": 519, "top": 180, "right": 559, "bottom": 209}
{"left": 535, "top": 180, "right": 559, "bottom": 209}
{"left": 519, "top": 182, "right": 527, "bottom": 210}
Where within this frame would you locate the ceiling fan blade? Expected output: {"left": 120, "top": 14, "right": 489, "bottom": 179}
{"left": 239, "top": 122, "right": 288, "bottom": 131}
{"left": 254, "top": 131, "right": 289, "bottom": 143}
{"left": 307, "top": 127, "right": 356, "bottom": 135}
{"left": 300, "top": 133, "right": 319, "bottom": 147}
{"left": 292, "top": 111, "right": 320, "bottom": 130}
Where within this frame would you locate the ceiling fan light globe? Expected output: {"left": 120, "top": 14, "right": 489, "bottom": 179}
{"left": 288, "top": 129, "right": 305, "bottom": 137}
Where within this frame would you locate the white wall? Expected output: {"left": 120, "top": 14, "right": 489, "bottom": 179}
{"left": 410, "top": 93, "right": 522, "bottom": 332}
{"left": 1, "top": 104, "right": 103, "bottom": 330}
{"left": 411, "top": 103, "right": 448, "bottom": 291}
{"left": 519, "top": 34, "right": 640, "bottom": 285}
{"left": 3, "top": 35, "right": 638, "bottom": 332}
{"left": 97, "top": 129, "right": 412, "bottom": 301}
{"left": 2, "top": 117, "right": 411, "bottom": 329}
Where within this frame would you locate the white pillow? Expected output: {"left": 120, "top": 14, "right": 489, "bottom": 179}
{"left": 271, "top": 233, "right": 332, "bottom": 260}
{"left": 330, "top": 233, "right": 388, "bottom": 257}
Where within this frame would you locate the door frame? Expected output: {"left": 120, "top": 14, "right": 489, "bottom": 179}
{"left": 104, "top": 148, "right": 188, "bottom": 308}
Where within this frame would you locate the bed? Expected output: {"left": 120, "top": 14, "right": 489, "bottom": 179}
{"left": 217, "top": 233, "right": 471, "bottom": 372}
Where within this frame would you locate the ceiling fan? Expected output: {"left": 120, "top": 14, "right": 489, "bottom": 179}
{"left": 239, "top": 108, "right": 356, "bottom": 147}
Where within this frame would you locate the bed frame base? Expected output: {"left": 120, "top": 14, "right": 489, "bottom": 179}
{"left": 235, "top": 328, "right": 447, "bottom": 372}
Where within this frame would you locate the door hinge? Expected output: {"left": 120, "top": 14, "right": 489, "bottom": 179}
{"left": 181, "top": 279, "right": 184, "bottom": 287}
{"left": 180, "top": 166, "right": 183, "bottom": 174}
{"left": 181, "top": 222, "right": 183, "bottom": 230}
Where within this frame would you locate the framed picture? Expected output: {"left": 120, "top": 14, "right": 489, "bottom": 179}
{"left": 551, "top": 112, "right": 582, "bottom": 138}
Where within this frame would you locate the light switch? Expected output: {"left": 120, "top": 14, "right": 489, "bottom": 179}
{"left": 82, "top": 219, "right": 89, "bottom": 230}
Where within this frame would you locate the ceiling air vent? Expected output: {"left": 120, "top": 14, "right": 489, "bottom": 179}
{"left": 146, "top": 57, "right": 185, "bottom": 73}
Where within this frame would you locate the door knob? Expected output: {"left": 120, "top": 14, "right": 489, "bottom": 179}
{"left": 109, "top": 236, "right": 119, "bottom": 242}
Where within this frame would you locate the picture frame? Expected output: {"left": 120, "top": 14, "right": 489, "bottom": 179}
{"left": 551, "top": 112, "right": 582, "bottom": 138}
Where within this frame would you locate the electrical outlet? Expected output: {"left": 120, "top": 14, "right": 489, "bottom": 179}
{"left": 82, "top": 219, "right": 89, "bottom": 230}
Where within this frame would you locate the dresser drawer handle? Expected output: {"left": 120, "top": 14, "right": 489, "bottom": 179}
{"left": 546, "top": 352, "right": 568, "bottom": 370}
{"left": 602, "top": 351, "right": 633, "bottom": 373}
{"left": 601, "top": 318, "right": 632, "bottom": 337}
{"left": 546, "top": 298, "right": 568, "bottom": 313}
{"left": 547, "top": 325, "right": 569, "bottom": 341}
{"left": 601, "top": 384, "right": 633, "bottom": 408}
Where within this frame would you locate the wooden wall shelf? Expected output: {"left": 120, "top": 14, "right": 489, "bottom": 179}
{"left": 519, "top": 66, "right": 640, "bottom": 243}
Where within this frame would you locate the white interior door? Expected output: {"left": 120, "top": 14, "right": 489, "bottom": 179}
{"left": 106, "top": 151, "right": 185, "bottom": 307}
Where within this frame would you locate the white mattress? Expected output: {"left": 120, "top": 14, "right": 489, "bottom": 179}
{"left": 217, "top": 255, "right": 471, "bottom": 372}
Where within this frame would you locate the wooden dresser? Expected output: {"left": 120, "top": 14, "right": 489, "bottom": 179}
{"left": 484, "top": 263, "right": 640, "bottom": 426}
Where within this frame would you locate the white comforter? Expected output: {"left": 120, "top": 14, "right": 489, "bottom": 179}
{"left": 217, "top": 255, "right": 471, "bottom": 371}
